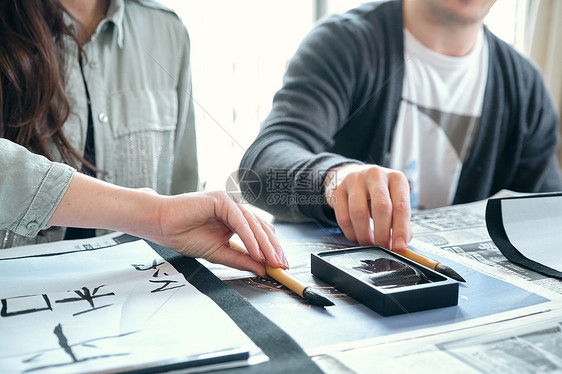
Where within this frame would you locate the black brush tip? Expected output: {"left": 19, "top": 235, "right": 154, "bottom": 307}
{"left": 436, "top": 264, "right": 466, "bottom": 283}
{"left": 302, "top": 287, "right": 334, "bottom": 307}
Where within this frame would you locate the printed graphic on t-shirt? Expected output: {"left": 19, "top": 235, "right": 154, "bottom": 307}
{"left": 389, "top": 28, "right": 488, "bottom": 210}
{"left": 390, "top": 100, "right": 479, "bottom": 210}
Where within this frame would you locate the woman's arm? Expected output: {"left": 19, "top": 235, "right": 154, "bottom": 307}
{"left": 49, "top": 172, "right": 287, "bottom": 277}
{"left": 0, "top": 140, "right": 285, "bottom": 276}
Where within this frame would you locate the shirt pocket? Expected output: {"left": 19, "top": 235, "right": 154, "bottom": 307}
{"left": 108, "top": 89, "right": 178, "bottom": 136}
{"left": 106, "top": 89, "right": 179, "bottom": 192}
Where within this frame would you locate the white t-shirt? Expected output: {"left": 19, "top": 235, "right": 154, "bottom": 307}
{"left": 388, "top": 28, "right": 489, "bottom": 210}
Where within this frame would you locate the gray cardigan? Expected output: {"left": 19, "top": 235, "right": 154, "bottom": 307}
{"left": 240, "top": 0, "right": 562, "bottom": 224}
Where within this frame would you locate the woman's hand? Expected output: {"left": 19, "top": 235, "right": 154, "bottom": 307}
{"left": 150, "top": 191, "right": 287, "bottom": 277}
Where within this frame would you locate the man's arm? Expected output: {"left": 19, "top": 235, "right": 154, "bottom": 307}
{"left": 239, "top": 17, "right": 369, "bottom": 224}
{"left": 240, "top": 4, "right": 412, "bottom": 249}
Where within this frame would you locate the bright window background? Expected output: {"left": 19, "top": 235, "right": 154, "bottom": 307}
{"left": 160, "top": 0, "right": 529, "bottom": 191}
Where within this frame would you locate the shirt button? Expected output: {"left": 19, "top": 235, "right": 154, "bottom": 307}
{"left": 89, "top": 61, "right": 99, "bottom": 69}
{"left": 98, "top": 112, "right": 108, "bottom": 123}
{"left": 26, "top": 222, "right": 39, "bottom": 231}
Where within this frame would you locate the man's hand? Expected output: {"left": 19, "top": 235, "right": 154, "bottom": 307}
{"left": 324, "top": 164, "right": 413, "bottom": 249}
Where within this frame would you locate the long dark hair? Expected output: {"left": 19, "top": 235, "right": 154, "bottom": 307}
{"left": 0, "top": 0, "right": 88, "bottom": 168}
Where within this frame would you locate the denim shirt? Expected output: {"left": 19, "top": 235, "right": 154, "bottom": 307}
{"left": 0, "top": 0, "right": 198, "bottom": 248}
{"left": 0, "top": 140, "right": 75, "bottom": 246}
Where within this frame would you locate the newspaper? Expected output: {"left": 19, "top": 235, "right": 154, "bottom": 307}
{"left": 408, "top": 191, "right": 562, "bottom": 300}
{"left": 328, "top": 300, "right": 562, "bottom": 373}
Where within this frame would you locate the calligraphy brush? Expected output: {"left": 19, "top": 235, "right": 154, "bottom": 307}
{"left": 229, "top": 240, "right": 334, "bottom": 307}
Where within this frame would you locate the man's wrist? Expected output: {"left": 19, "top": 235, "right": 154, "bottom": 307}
{"left": 323, "top": 163, "right": 361, "bottom": 195}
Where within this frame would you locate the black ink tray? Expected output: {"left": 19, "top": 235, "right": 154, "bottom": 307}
{"left": 311, "top": 246, "right": 459, "bottom": 316}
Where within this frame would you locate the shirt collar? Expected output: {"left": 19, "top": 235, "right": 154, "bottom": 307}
{"left": 62, "top": 0, "right": 126, "bottom": 49}
{"left": 103, "top": 0, "right": 125, "bottom": 48}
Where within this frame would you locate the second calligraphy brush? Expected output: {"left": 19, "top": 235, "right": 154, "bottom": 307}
{"left": 394, "top": 247, "right": 466, "bottom": 282}
{"left": 229, "top": 240, "right": 334, "bottom": 307}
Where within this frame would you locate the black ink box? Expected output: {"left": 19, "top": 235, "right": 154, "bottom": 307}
{"left": 311, "top": 246, "right": 459, "bottom": 316}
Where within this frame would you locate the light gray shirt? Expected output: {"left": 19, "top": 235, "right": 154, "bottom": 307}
{"left": 1, "top": 0, "right": 197, "bottom": 248}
